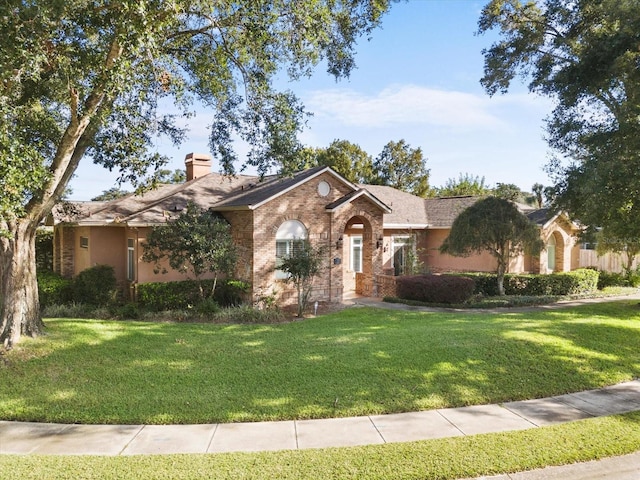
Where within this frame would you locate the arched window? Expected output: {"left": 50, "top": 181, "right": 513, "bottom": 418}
{"left": 275, "top": 220, "right": 307, "bottom": 279}
{"left": 547, "top": 234, "right": 556, "bottom": 272}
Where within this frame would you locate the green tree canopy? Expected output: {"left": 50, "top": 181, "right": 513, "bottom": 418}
{"left": 440, "top": 196, "right": 543, "bottom": 295}
{"left": 371, "top": 140, "right": 431, "bottom": 197}
{"left": 478, "top": 0, "right": 640, "bottom": 264}
{"left": 594, "top": 209, "right": 640, "bottom": 278}
{"left": 142, "top": 202, "right": 236, "bottom": 300}
{"left": 313, "top": 139, "right": 374, "bottom": 184}
{"left": 155, "top": 169, "right": 187, "bottom": 185}
{"left": 91, "top": 187, "right": 130, "bottom": 202}
{"left": 493, "top": 182, "right": 532, "bottom": 204}
{"left": 435, "top": 173, "right": 490, "bottom": 197}
{"left": 0, "top": 0, "right": 394, "bottom": 348}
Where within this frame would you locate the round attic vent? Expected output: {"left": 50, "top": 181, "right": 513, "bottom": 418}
{"left": 317, "top": 180, "right": 331, "bottom": 197}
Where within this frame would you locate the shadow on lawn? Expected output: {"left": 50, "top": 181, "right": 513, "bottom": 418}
{"left": 1, "top": 301, "right": 638, "bottom": 424}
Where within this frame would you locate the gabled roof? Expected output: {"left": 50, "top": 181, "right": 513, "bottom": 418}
{"left": 213, "top": 166, "right": 358, "bottom": 210}
{"left": 525, "top": 208, "right": 580, "bottom": 231}
{"left": 325, "top": 188, "right": 391, "bottom": 214}
{"left": 526, "top": 207, "right": 552, "bottom": 226}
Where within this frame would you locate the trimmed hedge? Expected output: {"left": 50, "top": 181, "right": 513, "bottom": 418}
{"left": 396, "top": 274, "right": 476, "bottom": 304}
{"left": 458, "top": 268, "right": 599, "bottom": 296}
{"left": 136, "top": 279, "right": 250, "bottom": 311}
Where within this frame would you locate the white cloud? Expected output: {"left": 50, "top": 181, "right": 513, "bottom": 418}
{"left": 305, "top": 84, "right": 548, "bottom": 131}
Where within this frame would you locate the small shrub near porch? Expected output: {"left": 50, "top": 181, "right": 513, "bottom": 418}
{"left": 396, "top": 274, "right": 476, "bottom": 304}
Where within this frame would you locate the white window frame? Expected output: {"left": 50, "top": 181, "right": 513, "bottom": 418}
{"left": 79, "top": 236, "right": 89, "bottom": 249}
{"left": 275, "top": 220, "right": 308, "bottom": 280}
{"left": 350, "top": 235, "right": 363, "bottom": 273}
{"left": 547, "top": 234, "right": 556, "bottom": 272}
{"left": 391, "top": 235, "right": 415, "bottom": 276}
{"left": 127, "top": 238, "right": 135, "bottom": 281}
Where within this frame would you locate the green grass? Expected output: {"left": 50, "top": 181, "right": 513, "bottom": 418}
{"left": 2, "top": 301, "right": 639, "bottom": 425}
{"left": 1, "top": 412, "right": 639, "bottom": 479}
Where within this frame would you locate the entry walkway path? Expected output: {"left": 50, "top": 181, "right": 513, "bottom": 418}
{"left": 1, "top": 380, "right": 639, "bottom": 456}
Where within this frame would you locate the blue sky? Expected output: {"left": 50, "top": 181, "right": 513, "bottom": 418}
{"left": 69, "top": 0, "right": 555, "bottom": 200}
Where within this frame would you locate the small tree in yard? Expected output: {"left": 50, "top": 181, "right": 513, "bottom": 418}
{"left": 278, "top": 240, "right": 325, "bottom": 317}
{"left": 142, "top": 203, "right": 236, "bottom": 301}
{"left": 440, "top": 197, "right": 544, "bottom": 296}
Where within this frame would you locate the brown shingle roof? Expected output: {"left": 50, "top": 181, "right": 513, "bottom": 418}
{"left": 213, "top": 166, "right": 329, "bottom": 210}
{"left": 67, "top": 173, "right": 258, "bottom": 225}
{"left": 62, "top": 165, "right": 546, "bottom": 231}
{"left": 422, "top": 196, "right": 482, "bottom": 228}
{"left": 359, "top": 184, "right": 429, "bottom": 227}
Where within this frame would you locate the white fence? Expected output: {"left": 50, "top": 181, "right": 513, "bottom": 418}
{"left": 579, "top": 250, "right": 639, "bottom": 273}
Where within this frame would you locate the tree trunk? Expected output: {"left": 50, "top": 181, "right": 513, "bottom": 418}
{"left": 296, "top": 282, "right": 304, "bottom": 317}
{"left": 496, "top": 263, "right": 506, "bottom": 296}
{"left": 0, "top": 219, "right": 44, "bottom": 350}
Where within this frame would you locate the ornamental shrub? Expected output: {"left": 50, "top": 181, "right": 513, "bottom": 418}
{"left": 592, "top": 267, "right": 640, "bottom": 289}
{"left": 137, "top": 279, "right": 250, "bottom": 311}
{"left": 37, "top": 271, "right": 73, "bottom": 307}
{"left": 396, "top": 274, "right": 476, "bottom": 304}
{"left": 72, "top": 265, "right": 117, "bottom": 305}
{"left": 456, "top": 273, "right": 500, "bottom": 296}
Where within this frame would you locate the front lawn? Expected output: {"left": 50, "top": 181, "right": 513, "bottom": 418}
{"left": 1, "top": 301, "right": 639, "bottom": 425}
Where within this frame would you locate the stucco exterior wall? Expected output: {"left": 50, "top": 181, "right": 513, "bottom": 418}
{"left": 424, "top": 228, "right": 499, "bottom": 273}
{"left": 74, "top": 226, "right": 92, "bottom": 275}
{"left": 88, "top": 226, "right": 127, "bottom": 282}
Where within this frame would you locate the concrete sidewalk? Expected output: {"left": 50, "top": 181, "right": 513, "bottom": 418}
{"left": 1, "top": 382, "right": 639, "bottom": 460}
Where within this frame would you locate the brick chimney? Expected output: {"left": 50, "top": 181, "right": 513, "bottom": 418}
{"left": 185, "top": 153, "right": 212, "bottom": 181}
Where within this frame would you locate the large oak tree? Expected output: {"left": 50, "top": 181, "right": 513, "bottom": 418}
{"left": 478, "top": 0, "right": 640, "bottom": 266}
{"left": 0, "top": 0, "right": 394, "bottom": 348}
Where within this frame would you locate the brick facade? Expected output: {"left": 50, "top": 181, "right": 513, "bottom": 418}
{"left": 245, "top": 171, "right": 386, "bottom": 305}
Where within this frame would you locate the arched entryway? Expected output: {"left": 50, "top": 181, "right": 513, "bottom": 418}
{"left": 340, "top": 215, "right": 374, "bottom": 297}
{"left": 546, "top": 231, "right": 565, "bottom": 273}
